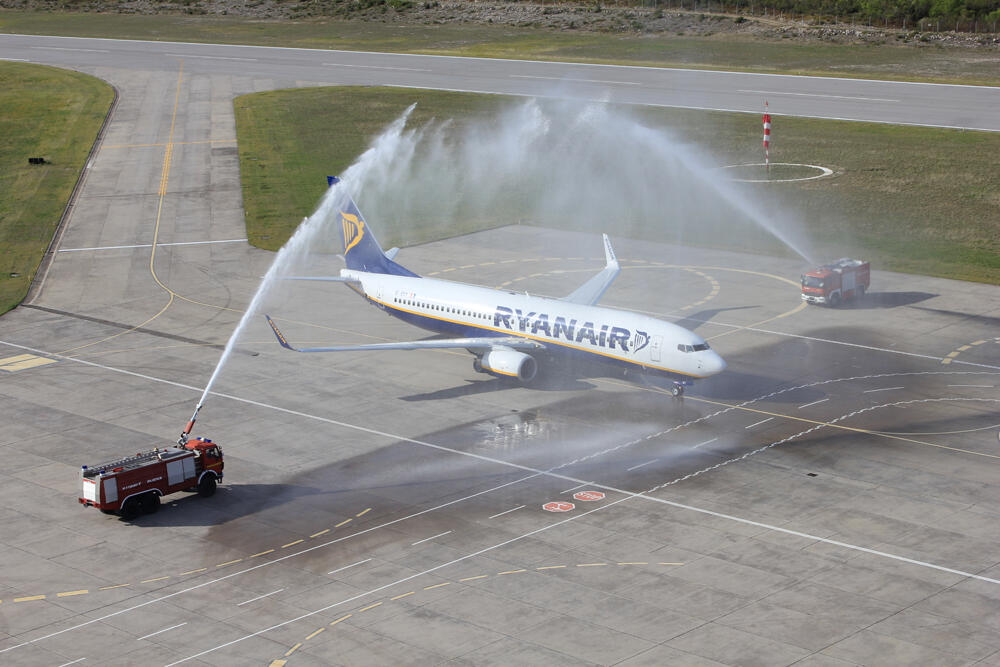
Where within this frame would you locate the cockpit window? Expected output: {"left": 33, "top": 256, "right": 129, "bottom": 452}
{"left": 678, "top": 342, "right": 711, "bottom": 353}
{"left": 692, "top": 343, "right": 710, "bottom": 352}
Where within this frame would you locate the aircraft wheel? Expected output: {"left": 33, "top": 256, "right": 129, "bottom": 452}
{"left": 670, "top": 384, "right": 684, "bottom": 397}
{"left": 472, "top": 357, "right": 483, "bottom": 373}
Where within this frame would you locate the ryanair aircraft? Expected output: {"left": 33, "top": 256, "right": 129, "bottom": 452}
{"left": 266, "top": 183, "right": 725, "bottom": 396}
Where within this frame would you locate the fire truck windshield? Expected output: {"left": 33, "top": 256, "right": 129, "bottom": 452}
{"left": 802, "top": 275, "right": 824, "bottom": 288}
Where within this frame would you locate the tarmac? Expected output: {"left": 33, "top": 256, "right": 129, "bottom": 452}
{"left": 0, "top": 46, "right": 999, "bottom": 667}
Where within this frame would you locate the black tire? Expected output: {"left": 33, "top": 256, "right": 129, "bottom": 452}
{"left": 100, "top": 509, "right": 117, "bottom": 516}
{"left": 670, "top": 384, "right": 684, "bottom": 397}
{"left": 198, "top": 475, "right": 217, "bottom": 498}
{"left": 141, "top": 493, "right": 160, "bottom": 515}
{"left": 829, "top": 293, "right": 841, "bottom": 308}
{"left": 120, "top": 498, "right": 141, "bottom": 520}
{"left": 856, "top": 285, "right": 865, "bottom": 300}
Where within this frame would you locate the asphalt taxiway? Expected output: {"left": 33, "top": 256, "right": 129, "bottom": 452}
{"left": 0, "top": 36, "right": 999, "bottom": 667}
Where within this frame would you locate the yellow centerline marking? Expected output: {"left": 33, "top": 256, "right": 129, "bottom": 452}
{"left": 335, "top": 519, "right": 352, "bottom": 527}
{"left": 459, "top": 575, "right": 489, "bottom": 581}
{"left": 423, "top": 582, "right": 451, "bottom": 590}
{"left": 284, "top": 643, "right": 301, "bottom": 657}
{"left": 310, "top": 529, "right": 330, "bottom": 538}
{"left": 330, "top": 613, "right": 353, "bottom": 626}
{"left": 14, "top": 595, "right": 45, "bottom": 602}
{"left": 305, "top": 628, "right": 324, "bottom": 641}
{"left": 140, "top": 576, "right": 170, "bottom": 583}
{"left": 498, "top": 569, "right": 526, "bottom": 575}
{"left": 250, "top": 550, "right": 275, "bottom": 558}
{"left": 357, "top": 602, "right": 383, "bottom": 612}
{"left": 216, "top": 559, "right": 243, "bottom": 567}
{"left": 179, "top": 568, "right": 207, "bottom": 575}
{"left": 59, "top": 61, "right": 186, "bottom": 357}
{"left": 391, "top": 591, "right": 416, "bottom": 600}
{"left": 101, "top": 138, "right": 236, "bottom": 149}
{"left": 618, "top": 562, "right": 648, "bottom": 565}
{"left": 282, "top": 540, "right": 304, "bottom": 549}
{"left": 99, "top": 583, "right": 131, "bottom": 590}
{"left": 355, "top": 508, "right": 371, "bottom": 517}
{"left": 536, "top": 565, "right": 566, "bottom": 570}
{"left": 576, "top": 563, "right": 607, "bottom": 567}
{"left": 56, "top": 590, "right": 89, "bottom": 597}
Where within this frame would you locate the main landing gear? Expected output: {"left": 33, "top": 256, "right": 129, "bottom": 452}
{"left": 670, "top": 382, "right": 685, "bottom": 397}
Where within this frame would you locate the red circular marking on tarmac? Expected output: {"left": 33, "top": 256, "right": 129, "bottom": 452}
{"left": 543, "top": 501, "right": 575, "bottom": 512}
{"left": 573, "top": 490, "right": 605, "bottom": 502}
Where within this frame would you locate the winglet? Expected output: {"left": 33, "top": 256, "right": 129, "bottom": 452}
{"left": 562, "top": 234, "right": 622, "bottom": 306}
{"left": 265, "top": 315, "right": 296, "bottom": 351}
{"left": 602, "top": 233, "right": 617, "bottom": 267}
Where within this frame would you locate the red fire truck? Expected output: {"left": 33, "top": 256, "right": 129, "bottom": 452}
{"left": 801, "top": 258, "right": 870, "bottom": 306}
{"left": 79, "top": 437, "right": 223, "bottom": 519}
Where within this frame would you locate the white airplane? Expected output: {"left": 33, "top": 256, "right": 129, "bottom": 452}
{"left": 266, "top": 182, "right": 725, "bottom": 396}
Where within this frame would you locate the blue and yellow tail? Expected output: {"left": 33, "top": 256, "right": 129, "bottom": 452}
{"left": 328, "top": 176, "right": 419, "bottom": 277}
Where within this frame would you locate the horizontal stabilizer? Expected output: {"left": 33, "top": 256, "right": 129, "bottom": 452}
{"left": 563, "top": 234, "right": 621, "bottom": 306}
{"left": 281, "top": 276, "right": 359, "bottom": 283}
{"left": 266, "top": 315, "right": 544, "bottom": 354}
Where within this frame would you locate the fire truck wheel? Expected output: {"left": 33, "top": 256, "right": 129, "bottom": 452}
{"left": 830, "top": 293, "right": 841, "bottom": 307}
{"left": 856, "top": 285, "right": 865, "bottom": 300}
{"left": 198, "top": 476, "right": 217, "bottom": 498}
{"left": 141, "top": 493, "right": 160, "bottom": 514}
{"left": 120, "top": 498, "right": 141, "bottom": 521}
{"left": 100, "top": 509, "right": 117, "bottom": 515}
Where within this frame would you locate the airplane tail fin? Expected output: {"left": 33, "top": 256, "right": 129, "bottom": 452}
{"left": 328, "top": 176, "right": 418, "bottom": 277}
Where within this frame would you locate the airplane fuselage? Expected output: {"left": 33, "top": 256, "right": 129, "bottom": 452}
{"left": 342, "top": 269, "right": 726, "bottom": 381}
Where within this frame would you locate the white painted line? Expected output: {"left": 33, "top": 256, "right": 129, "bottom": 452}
{"left": 737, "top": 89, "right": 898, "bottom": 102}
{"left": 0, "top": 57, "right": 31, "bottom": 62}
{"left": 236, "top": 589, "right": 284, "bottom": 606}
{"left": 411, "top": 531, "right": 451, "bottom": 546}
{"left": 325, "top": 62, "right": 430, "bottom": 72}
{"left": 137, "top": 622, "right": 186, "bottom": 641}
{"left": 692, "top": 438, "right": 718, "bottom": 449}
{"left": 745, "top": 417, "right": 774, "bottom": 429}
{"left": 57, "top": 659, "right": 86, "bottom": 667}
{"left": 2, "top": 341, "right": 998, "bottom": 661}
{"left": 31, "top": 46, "right": 109, "bottom": 53}
{"left": 864, "top": 386, "right": 904, "bottom": 393}
{"left": 59, "top": 238, "right": 248, "bottom": 252}
{"left": 561, "top": 482, "right": 588, "bottom": 493}
{"left": 511, "top": 74, "right": 640, "bottom": 86}
{"left": 489, "top": 505, "right": 525, "bottom": 519}
{"left": 327, "top": 558, "right": 371, "bottom": 575}
{"left": 947, "top": 384, "right": 993, "bottom": 388}
{"left": 798, "top": 398, "right": 829, "bottom": 409}
{"left": 626, "top": 459, "right": 657, "bottom": 471}
{"left": 165, "top": 53, "right": 256, "bottom": 61}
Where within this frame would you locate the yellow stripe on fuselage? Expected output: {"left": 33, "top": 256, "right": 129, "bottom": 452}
{"left": 367, "top": 293, "right": 700, "bottom": 379}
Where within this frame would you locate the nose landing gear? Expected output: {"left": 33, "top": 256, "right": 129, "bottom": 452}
{"left": 670, "top": 382, "right": 685, "bottom": 397}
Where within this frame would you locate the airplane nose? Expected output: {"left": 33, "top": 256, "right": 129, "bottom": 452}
{"left": 705, "top": 352, "right": 727, "bottom": 376}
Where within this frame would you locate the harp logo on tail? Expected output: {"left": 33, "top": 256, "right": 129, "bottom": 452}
{"left": 341, "top": 211, "right": 365, "bottom": 254}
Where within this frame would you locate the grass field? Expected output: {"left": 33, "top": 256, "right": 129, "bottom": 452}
{"left": 1, "top": 10, "right": 998, "bottom": 85}
{"left": 0, "top": 62, "right": 113, "bottom": 314}
{"left": 235, "top": 86, "right": 999, "bottom": 284}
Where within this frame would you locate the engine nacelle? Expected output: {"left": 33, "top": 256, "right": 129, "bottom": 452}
{"left": 478, "top": 349, "right": 537, "bottom": 383}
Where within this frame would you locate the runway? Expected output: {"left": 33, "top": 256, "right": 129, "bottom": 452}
{"left": 1, "top": 33, "right": 999, "bottom": 131}
{"left": 0, "top": 34, "right": 999, "bottom": 667}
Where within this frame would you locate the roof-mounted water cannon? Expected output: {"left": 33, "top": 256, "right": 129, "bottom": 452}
{"left": 178, "top": 403, "right": 203, "bottom": 445}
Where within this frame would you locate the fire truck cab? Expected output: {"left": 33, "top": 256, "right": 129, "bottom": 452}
{"left": 79, "top": 438, "right": 223, "bottom": 520}
{"left": 801, "top": 258, "right": 870, "bottom": 307}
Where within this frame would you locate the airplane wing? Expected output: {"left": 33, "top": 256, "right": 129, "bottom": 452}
{"left": 562, "top": 234, "right": 621, "bottom": 306}
{"left": 266, "top": 316, "right": 544, "bottom": 354}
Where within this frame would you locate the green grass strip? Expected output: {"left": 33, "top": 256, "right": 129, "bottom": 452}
{"left": 0, "top": 62, "right": 114, "bottom": 314}
{"left": 235, "top": 86, "right": 1000, "bottom": 284}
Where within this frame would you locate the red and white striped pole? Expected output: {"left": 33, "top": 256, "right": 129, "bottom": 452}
{"left": 763, "top": 101, "right": 771, "bottom": 173}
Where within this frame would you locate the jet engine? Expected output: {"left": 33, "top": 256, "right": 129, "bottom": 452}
{"left": 475, "top": 349, "right": 537, "bottom": 383}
